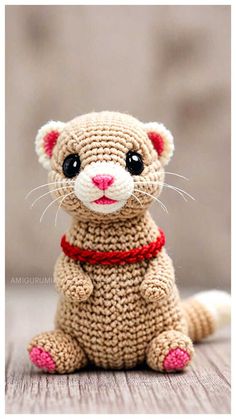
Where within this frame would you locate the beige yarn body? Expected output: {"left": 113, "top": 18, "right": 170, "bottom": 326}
{"left": 55, "top": 213, "right": 188, "bottom": 369}
{"left": 28, "top": 111, "right": 223, "bottom": 374}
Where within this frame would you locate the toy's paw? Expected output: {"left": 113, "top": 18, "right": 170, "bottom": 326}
{"left": 146, "top": 330, "right": 194, "bottom": 372}
{"left": 140, "top": 276, "right": 172, "bottom": 302}
{"left": 28, "top": 330, "right": 87, "bottom": 374}
{"left": 163, "top": 347, "right": 191, "bottom": 371}
{"left": 56, "top": 276, "right": 93, "bottom": 302}
{"left": 29, "top": 347, "right": 56, "bottom": 372}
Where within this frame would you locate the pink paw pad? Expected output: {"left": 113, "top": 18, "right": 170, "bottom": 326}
{"left": 29, "top": 347, "right": 56, "bottom": 372}
{"left": 163, "top": 347, "right": 190, "bottom": 371}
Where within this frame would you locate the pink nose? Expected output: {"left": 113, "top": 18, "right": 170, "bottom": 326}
{"left": 92, "top": 174, "right": 114, "bottom": 190}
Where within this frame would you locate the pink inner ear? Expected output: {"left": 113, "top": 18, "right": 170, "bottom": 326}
{"left": 43, "top": 131, "right": 60, "bottom": 158}
{"left": 147, "top": 131, "right": 164, "bottom": 156}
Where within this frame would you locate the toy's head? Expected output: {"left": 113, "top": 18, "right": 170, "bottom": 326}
{"left": 35, "top": 111, "right": 174, "bottom": 222}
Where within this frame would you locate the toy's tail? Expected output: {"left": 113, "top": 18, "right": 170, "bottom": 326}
{"left": 182, "top": 290, "right": 231, "bottom": 342}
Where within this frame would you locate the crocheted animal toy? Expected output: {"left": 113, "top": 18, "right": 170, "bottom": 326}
{"left": 28, "top": 111, "right": 230, "bottom": 373}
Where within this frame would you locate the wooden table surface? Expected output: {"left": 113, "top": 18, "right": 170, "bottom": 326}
{"left": 5, "top": 285, "right": 231, "bottom": 414}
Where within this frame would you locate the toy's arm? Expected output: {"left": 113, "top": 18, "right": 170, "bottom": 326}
{"left": 54, "top": 254, "right": 93, "bottom": 302}
{"left": 140, "top": 249, "right": 174, "bottom": 302}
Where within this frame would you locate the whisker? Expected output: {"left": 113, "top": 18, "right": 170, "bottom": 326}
{"left": 164, "top": 171, "right": 189, "bottom": 181}
{"left": 25, "top": 180, "right": 75, "bottom": 199}
{"left": 136, "top": 180, "right": 194, "bottom": 201}
{"left": 134, "top": 188, "right": 168, "bottom": 213}
{"left": 136, "top": 180, "right": 187, "bottom": 202}
{"left": 163, "top": 183, "right": 195, "bottom": 201}
{"left": 39, "top": 194, "right": 69, "bottom": 223}
{"left": 54, "top": 191, "right": 75, "bottom": 227}
{"left": 30, "top": 185, "right": 74, "bottom": 208}
{"left": 131, "top": 192, "right": 143, "bottom": 208}
{"left": 162, "top": 184, "right": 188, "bottom": 202}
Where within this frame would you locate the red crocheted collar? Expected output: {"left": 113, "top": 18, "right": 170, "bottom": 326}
{"left": 61, "top": 229, "right": 165, "bottom": 266}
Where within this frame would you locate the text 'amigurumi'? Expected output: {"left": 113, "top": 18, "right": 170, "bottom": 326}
{"left": 28, "top": 111, "right": 230, "bottom": 373}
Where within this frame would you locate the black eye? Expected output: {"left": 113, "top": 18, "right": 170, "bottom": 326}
{"left": 62, "top": 154, "right": 81, "bottom": 178}
{"left": 126, "top": 151, "right": 144, "bottom": 175}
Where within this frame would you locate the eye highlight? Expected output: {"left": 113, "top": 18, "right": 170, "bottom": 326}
{"left": 126, "top": 151, "right": 144, "bottom": 175}
{"left": 62, "top": 154, "right": 81, "bottom": 178}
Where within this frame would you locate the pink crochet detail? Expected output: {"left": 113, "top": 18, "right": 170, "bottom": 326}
{"left": 163, "top": 348, "right": 190, "bottom": 371}
{"left": 94, "top": 196, "right": 117, "bottom": 205}
{"left": 147, "top": 131, "right": 165, "bottom": 156}
{"left": 29, "top": 347, "right": 56, "bottom": 372}
{"left": 43, "top": 131, "right": 60, "bottom": 158}
{"left": 92, "top": 174, "right": 114, "bottom": 190}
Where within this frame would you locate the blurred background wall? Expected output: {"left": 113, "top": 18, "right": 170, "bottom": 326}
{"left": 6, "top": 5, "right": 230, "bottom": 290}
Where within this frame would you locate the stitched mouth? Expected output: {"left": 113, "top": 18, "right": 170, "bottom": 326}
{"left": 93, "top": 196, "right": 118, "bottom": 205}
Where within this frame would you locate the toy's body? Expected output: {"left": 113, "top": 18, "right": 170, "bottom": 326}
{"left": 28, "top": 112, "right": 230, "bottom": 374}
{"left": 55, "top": 214, "right": 188, "bottom": 370}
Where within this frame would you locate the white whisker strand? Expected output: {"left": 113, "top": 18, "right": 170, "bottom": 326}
{"left": 163, "top": 183, "right": 195, "bottom": 201}
{"left": 164, "top": 171, "right": 189, "bottom": 181}
{"left": 25, "top": 182, "right": 59, "bottom": 199}
{"left": 163, "top": 184, "right": 187, "bottom": 202}
{"left": 136, "top": 180, "right": 194, "bottom": 201}
{"left": 131, "top": 192, "right": 143, "bottom": 208}
{"left": 136, "top": 180, "right": 187, "bottom": 202}
{"left": 30, "top": 185, "right": 74, "bottom": 208}
{"left": 39, "top": 194, "right": 68, "bottom": 223}
{"left": 25, "top": 179, "right": 75, "bottom": 199}
{"left": 134, "top": 188, "right": 168, "bottom": 214}
{"left": 54, "top": 191, "right": 75, "bottom": 227}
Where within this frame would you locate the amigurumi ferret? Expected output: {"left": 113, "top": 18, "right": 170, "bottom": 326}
{"left": 28, "top": 111, "right": 230, "bottom": 373}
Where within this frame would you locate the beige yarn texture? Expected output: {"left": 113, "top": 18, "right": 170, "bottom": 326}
{"left": 28, "top": 112, "right": 216, "bottom": 373}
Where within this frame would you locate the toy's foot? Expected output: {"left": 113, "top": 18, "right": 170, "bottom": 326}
{"left": 28, "top": 329, "right": 87, "bottom": 374}
{"left": 29, "top": 346, "right": 56, "bottom": 372}
{"left": 146, "top": 330, "right": 194, "bottom": 372}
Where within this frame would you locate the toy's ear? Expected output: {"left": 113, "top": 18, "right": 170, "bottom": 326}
{"left": 35, "top": 120, "right": 66, "bottom": 170}
{"left": 144, "top": 122, "right": 174, "bottom": 166}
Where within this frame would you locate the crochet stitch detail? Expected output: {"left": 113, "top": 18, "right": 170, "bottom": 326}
{"left": 147, "top": 131, "right": 165, "bottom": 156}
{"left": 61, "top": 228, "right": 166, "bottom": 265}
{"left": 43, "top": 130, "right": 60, "bottom": 158}
{"left": 29, "top": 347, "right": 56, "bottom": 372}
{"left": 163, "top": 348, "right": 190, "bottom": 371}
{"left": 28, "top": 111, "right": 230, "bottom": 374}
